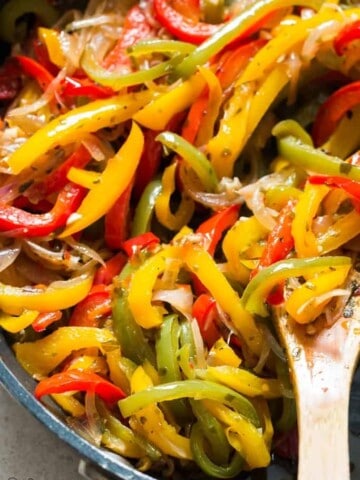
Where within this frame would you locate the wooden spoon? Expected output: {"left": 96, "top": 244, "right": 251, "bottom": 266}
{"left": 274, "top": 271, "right": 360, "bottom": 480}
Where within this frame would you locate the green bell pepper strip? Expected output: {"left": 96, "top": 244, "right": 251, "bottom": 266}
{"left": 112, "top": 293, "right": 156, "bottom": 366}
{"left": 118, "top": 379, "right": 261, "bottom": 427}
{"left": 112, "top": 262, "right": 156, "bottom": 365}
{"left": 155, "top": 314, "right": 192, "bottom": 423}
{"left": 241, "top": 256, "right": 351, "bottom": 317}
{"left": 274, "top": 125, "right": 360, "bottom": 181}
{"left": 190, "top": 399, "right": 231, "bottom": 466}
{"left": 81, "top": 46, "right": 182, "bottom": 91}
{"left": 275, "top": 358, "right": 297, "bottom": 432}
{"left": 174, "top": 0, "right": 324, "bottom": 78}
{"left": 190, "top": 422, "right": 244, "bottom": 478}
{"left": 127, "top": 39, "right": 196, "bottom": 57}
{"left": 0, "top": 0, "right": 59, "bottom": 43}
{"left": 156, "top": 131, "right": 219, "bottom": 192}
{"left": 131, "top": 179, "right": 162, "bottom": 236}
{"left": 273, "top": 119, "right": 314, "bottom": 146}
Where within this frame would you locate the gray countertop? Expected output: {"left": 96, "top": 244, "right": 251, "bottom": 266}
{"left": 0, "top": 385, "right": 84, "bottom": 480}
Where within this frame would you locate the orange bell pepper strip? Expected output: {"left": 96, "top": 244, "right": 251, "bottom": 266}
{"left": 59, "top": 122, "right": 144, "bottom": 238}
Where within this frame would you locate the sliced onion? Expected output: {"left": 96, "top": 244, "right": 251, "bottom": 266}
{"left": 65, "top": 237, "right": 106, "bottom": 266}
{"left": 66, "top": 14, "right": 124, "bottom": 32}
{"left": 152, "top": 285, "right": 193, "bottom": 320}
{"left": 261, "top": 323, "right": 287, "bottom": 362}
{"left": 81, "top": 134, "right": 115, "bottom": 162}
{"left": 0, "top": 240, "right": 21, "bottom": 272}
{"left": 84, "top": 391, "right": 103, "bottom": 447}
{"left": 190, "top": 318, "right": 207, "bottom": 369}
{"left": 23, "top": 239, "right": 82, "bottom": 271}
{"left": 302, "top": 20, "right": 343, "bottom": 63}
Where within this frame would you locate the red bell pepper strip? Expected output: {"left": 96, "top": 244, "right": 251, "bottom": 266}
{"left": 102, "top": 5, "right": 155, "bottom": 70}
{"left": 69, "top": 284, "right": 112, "bottom": 327}
{"left": 196, "top": 204, "right": 240, "bottom": 256}
{"left": 192, "top": 293, "right": 221, "bottom": 347}
{"left": 312, "top": 80, "right": 360, "bottom": 146}
{"left": 215, "top": 38, "right": 267, "bottom": 89}
{"left": 0, "top": 183, "right": 86, "bottom": 238}
{"left": 32, "top": 38, "right": 60, "bottom": 75}
{"left": 15, "top": 55, "right": 54, "bottom": 91}
{"left": 28, "top": 145, "right": 92, "bottom": 198}
{"left": 12, "top": 196, "right": 53, "bottom": 213}
{"left": 153, "top": 0, "right": 225, "bottom": 44}
{"left": 251, "top": 200, "right": 295, "bottom": 305}
{"left": 333, "top": 20, "right": 360, "bottom": 56}
{"left": 308, "top": 174, "right": 360, "bottom": 200}
{"left": 104, "top": 182, "right": 133, "bottom": 250}
{"left": 121, "top": 232, "right": 160, "bottom": 257}
{"left": 34, "top": 369, "right": 126, "bottom": 404}
{"left": 61, "top": 76, "right": 115, "bottom": 100}
{"left": 181, "top": 92, "right": 209, "bottom": 144}
{"left": 94, "top": 252, "right": 127, "bottom": 285}
{"left": 32, "top": 311, "right": 62, "bottom": 332}
{"left": 0, "top": 59, "right": 22, "bottom": 101}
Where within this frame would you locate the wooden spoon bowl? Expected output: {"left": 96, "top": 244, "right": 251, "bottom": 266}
{"left": 274, "top": 272, "right": 360, "bottom": 480}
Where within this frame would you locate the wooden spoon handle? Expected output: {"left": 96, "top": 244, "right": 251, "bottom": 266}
{"left": 296, "top": 368, "right": 351, "bottom": 480}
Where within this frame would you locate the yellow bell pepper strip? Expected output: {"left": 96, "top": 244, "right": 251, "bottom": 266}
{"left": 13, "top": 326, "right": 116, "bottom": 377}
{"left": 67, "top": 168, "right": 102, "bottom": 190}
{"left": 128, "top": 366, "right": 192, "bottom": 459}
{"left": 156, "top": 132, "right": 219, "bottom": 192}
{"left": 0, "top": 310, "right": 38, "bottom": 333}
{"left": 241, "top": 256, "right": 351, "bottom": 317}
{"left": 127, "top": 245, "right": 181, "bottom": 328}
{"left": 195, "top": 66, "right": 223, "bottom": 147}
{"left": 320, "top": 105, "right": 360, "bottom": 159}
{"left": 182, "top": 243, "right": 263, "bottom": 355}
{"left": 0, "top": 271, "right": 93, "bottom": 316}
{"left": 252, "top": 397, "right": 274, "bottom": 449}
{"left": 119, "top": 378, "right": 261, "bottom": 428}
{"left": 6, "top": 90, "right": 153, "bottom": 175}
{"left": 208, "top": 338, "right": 242, "bottom": 368}
{"left": 174, "top": 0, "right": 324, "bottom": 79}
{"left": 207, "top": 65, "right": 288, "bottom": 178}
{"left": 202, "top": 400, "right": 270, "bottom": 469}
{"left": 291, "top": 182, "right": 330, "bottom": 257}
{"left": 51, "top": 393, "right": 86, "bottom": 418}
{"left": 155, "top": 162, "right": 195, "bottom": 231}
{"left": 204, "top": 365, "right": 283, "bottom": 399}
{"left": 319, "top": 209, "right": 360, "bottom": 254}
{"left": 223, "top": 216, "right": 269, "bottom": 284}
{"left": 285, "top": 264, "right": 351, "bottom": 324}
{"left": 81, "top": 46, "right": 182, "bottom": 91}
{"left": 59, "top": 122, "right": 144, "bottom": 238}
{"left": 238, "top": 9, "right": 344, "bottom": 85}
{"left": 112, "top": 263, "right": 157, "bottom": 365}
{"left": 105, "top": 349, "right": 131, "bottom": 395}
{"left": 38, "top": 27, "right": 67, "bottom": 68}
{"left": 133, "top": 73, "right": 206, "bottom": 130}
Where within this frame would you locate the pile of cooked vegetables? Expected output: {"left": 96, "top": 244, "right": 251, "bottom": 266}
{"left": 0, "top": 0, "right": 360, "bottom": 476}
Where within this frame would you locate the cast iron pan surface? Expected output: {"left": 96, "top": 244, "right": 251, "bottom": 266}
{"left": 1, "top": 330, "right": 359, "bottom": 480}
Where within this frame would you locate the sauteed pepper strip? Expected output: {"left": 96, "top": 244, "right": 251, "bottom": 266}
{"left": 59, "top": 122, "right": 144, "bottom": 238}
{"left": 0, "top": 183, "right": 85, "bottom": 238}
{"left": 6, "top": 90, "right": 153, "bottom": 175}
{"left": 35, "top": 370, "right": 126, "bottom": 404}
